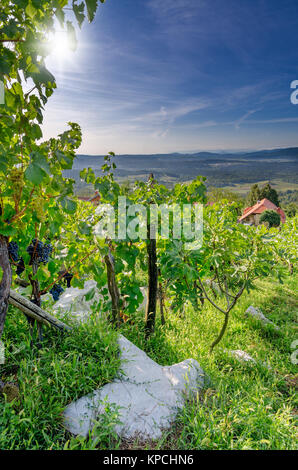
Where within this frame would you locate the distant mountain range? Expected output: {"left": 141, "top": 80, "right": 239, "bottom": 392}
{"left": 65, "top": 147, "right": 298, "bottom": 189}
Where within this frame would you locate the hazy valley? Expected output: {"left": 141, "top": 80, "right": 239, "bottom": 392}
{"left": 66, "top": 147, "right": 298, "bottom": 197}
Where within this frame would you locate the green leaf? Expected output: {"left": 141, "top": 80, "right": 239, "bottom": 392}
{"left": 48, "top": 260, "right": 56, "bottom": 275}
{"left": 32, "top": 152, "right": 50, "bottom": 174}
{"left": 73, "top": 1, "right": 85, "bottom": 27}
{"left": 85, "top": 0, "right": 98, "bottom": 22}
{"left": 56, "top": 151, "right": 73, "bottom": 169}
{"left": 31, "top": 65, "right": 55, "bottom": 86}
{"left": 60, "top": 197, "right": 77, "bottom": 214}
{"left": 25, "top": 2, "right": 37, "bottom": 19}
{"left": 24, "top": 163, "right": 46, "bottom": 185}
{"left": 84, "top": 287, "right": 96, "bottom": 301}
{"left": 78, "top": 222, "right": 92, "bottom": 235}
{"left": 0, "top": 222, "right": 17, "bottom": 237}
{"left": 31, "top": 124, "right": 43, "bottom": 140}
{"left": 49, "top": 221, "right": 61, "bottom": 236}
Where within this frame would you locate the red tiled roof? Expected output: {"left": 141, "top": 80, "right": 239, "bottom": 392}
{"left": 239, "top": 198, "right": 286, "bottom": 223}
{"left": 276, "top": 207, "right": 286, "bottom": 224}
{"left": 89, "top": 191, "right": 100, "bottom": 202}
{"left": 243, "top": 206, "right": 252, "bottom": 215}
{"left": 78, "top": 191, "right": 101, "bottom": 204}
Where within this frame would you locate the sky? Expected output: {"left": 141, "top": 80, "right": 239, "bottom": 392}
{"left": 43, "top": 0, "right": 298, "bottom": 155}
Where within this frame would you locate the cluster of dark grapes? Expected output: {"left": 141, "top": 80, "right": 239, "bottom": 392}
{"left": 16, "top": 258, "right": 25, "bottom": 276}
{"left": 8, "top": 242, "right": 25, "bottom": 275}
{"left": 9, "top": 239, "right": 53, "bottom": 276}
{"left": 63, "top": 271, "right": 73, "bottom": 288}
{"left": 50, "top": 284, "right": 64, "bottom": 301}
{"left": 8, "top": 241, "right": 19, "bottom": 262}
{"left": 26, "top": 239, "right": 53, "bottom": 265}
{"left": 8, "top": 238, "right": 65, "bottom": 303}
{"left": 42, "top": 242, "right": 53, "bottom": 264}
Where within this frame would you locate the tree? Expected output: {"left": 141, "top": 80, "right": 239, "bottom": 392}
{"left": 246, "top": 183, "right": 261, "bottom": 206}
{"left": 259, "top": 183, "right": 280, "bottom": 207}
{"left": 159, "top": 202, "right": 277, "bottom": 351}
{"left": 284, "top": 203, "right": 297, "bottom": 218}
{"left": 271, "top": 216, "right": 297, "bottom": 274}
{"left": 259, "top": 210, "right": 281, "bottom": 228}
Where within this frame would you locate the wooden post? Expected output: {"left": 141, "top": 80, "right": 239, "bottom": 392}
{"left": 105, "top": 251, "right": 121, "bottom": 326}
{"left": 145, "top": 234, "right": 158, "bottom": 334}
{"left": 158, "top": 283, "right": 165, "bottom": 326}
{"left": 145, "top": 174, "right": 158, "bottom": 335}
{"left": 145, "top": 222, "right": 158, "bottom": 335}
{"left": 8, "top": 290, "right": 71, "bottom": 332}
{"left": 0, "top": 236, "right": 12, "bottom": 339}
{"left": 28, "top": 260, "right": 43, "bottom": 343}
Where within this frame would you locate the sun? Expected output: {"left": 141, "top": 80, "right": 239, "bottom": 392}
{"left": 50, "top": 32, "right": 70, "bottom": 60}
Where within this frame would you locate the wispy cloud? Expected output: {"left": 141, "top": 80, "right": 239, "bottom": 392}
{"left": 235, "top": 108, "right": 262, "bottom": 129}
{"left": 148, "top": 0, "right": 203, "bottom": 24}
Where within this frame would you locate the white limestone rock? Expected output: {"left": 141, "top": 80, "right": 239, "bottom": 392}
{"left": 137, "top": 286, "right": 147, "bottom": 312}
{"left": 226, "top": 349, "right": 271, "bottom": 369}
{"left": 245, "top": 306, "right": 280, "bottom": 330}
{"left": 227, "top": 349, "right": 256, "bottom": 363}
{"left": 64, "top": 334, "right": 206, "bottom": 440}
{"left": 52, "top": 280, "right": 101, "bottom": 322}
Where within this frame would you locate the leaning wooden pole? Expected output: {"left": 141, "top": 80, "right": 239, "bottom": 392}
{"left": 8, "top": 290, "right": 71, "bottom": 332}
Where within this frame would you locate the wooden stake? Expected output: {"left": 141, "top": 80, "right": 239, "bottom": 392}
{"left": 8, "top": 290, "right": 71, "bottom": 332}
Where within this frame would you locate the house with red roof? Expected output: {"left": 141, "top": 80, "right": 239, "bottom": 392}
{"left": 238, "top": 198, "right": 286, "bottom": 226}
{"left": 78, "top": 191, "right": 101, "bottom": 206}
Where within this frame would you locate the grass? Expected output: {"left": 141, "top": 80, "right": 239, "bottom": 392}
{"left": 0, "top": 312, "right": 120, "bottom": 450}
{"left": 120, "top": 272, "right": 298, "bottom": 450}
{"left": 0, "top": 272, "right": 297, "bottom": 450}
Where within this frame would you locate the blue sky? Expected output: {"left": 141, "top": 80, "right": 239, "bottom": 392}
{"left": 43, "top": 0, "right": 298, "bottom": 154}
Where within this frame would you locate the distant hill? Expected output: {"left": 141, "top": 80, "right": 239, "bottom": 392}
{"left": 65, "top": 147, "right": 298, "bottom": 191}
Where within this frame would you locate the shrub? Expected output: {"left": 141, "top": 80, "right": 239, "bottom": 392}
{"left": 259, "top": 210, "right": 281, "bottom": 228}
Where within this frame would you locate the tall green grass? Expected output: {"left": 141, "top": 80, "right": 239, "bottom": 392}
{"left": 0, "top": 312, "right": 120, "bottom": 449}
{"left": 121, "top": 273, "right": 298, "bottom": 450}
{"left": 0, "top": 272, "right": 297, "bottom": 450}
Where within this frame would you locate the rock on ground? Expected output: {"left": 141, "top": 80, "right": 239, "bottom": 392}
{"left": 226, "top": 349, "right": 271, "bottom": 369}
{"left": 137, "top": 286, "right": 147, "bottom": 312}
{"left": 227, "top": 349, "right": 256, "bottom": 363}
{"left": 245, "top": 306, "right": 280, "bottom": 330}
{"left": 52, "top": 280, "right": 101, "bottom": 322}
{"left": 53, "top": 282, "right": 147, "bottom": 319}
{"left": 64, "top": 335, "right": 206, "bottom": 440}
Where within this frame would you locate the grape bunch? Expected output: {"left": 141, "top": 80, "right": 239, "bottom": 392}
{"left": 16, "top": 258, "right": 25, "bottom": 276}
{"left": 27, "top": 239, "right": 43, "bottom": 264}
{"left": 42, "top": 243, "right": 53, "bottom": 263}
{"left": 8, "top": 241, "right": 25, "bottom": 275}
{"left": 9, "top": 168, "right": 24, "bottom": 193}
{"left": 8, "top": 241, "right": 19, "bottom": 262}
{"left": 31, "top": 197, "right": 45, "bottom": 222}
{"left": 50, "top": 284, "right": 64, "bottom": 301}
{"left": 26, "top": 239, "right": 53, "bottom": 265}
{"left": 63, "top": 272, "right": 73, "bottom": 288}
